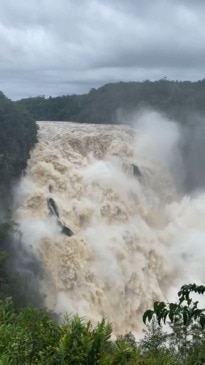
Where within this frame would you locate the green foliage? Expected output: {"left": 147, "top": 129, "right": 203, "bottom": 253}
{"left": 0, "top": 298, "right": 60, "bottom": 364}
{"left": 139, "top": 319, "right": 181, "bottom": 365}
{"left": 143, "top": 284, "right": 205, "bottom": 328}
{"left": 17, "top": 79, "right": 205, "bottom": 125}
{"left": 56, "top": 316, "right": 113, "bottom": 364}
{"left": 0, "top": 219, "right": 44, "bottom": 309}
{"left": 109, "top": 333, "right": 140, "bottom": 365}
{"left": 143, "top": 284, "right": 205, "bottom": 364}
{"left": 0, "top": 222, "right": 14, "bottom": 301}
{"left": 0, "top": 299, "right": 139, "bottom": 364}
{"left": 0, "top": 92, "right": 39, "bottom": 310}
{"left": 0, "top": 284, "right": 204, "bottom": 364}
{"left": 0, "top": 222, "right": 12, "bottom": 242}
{"left": 0, "top": 91, "right": 38, "bottom": 182}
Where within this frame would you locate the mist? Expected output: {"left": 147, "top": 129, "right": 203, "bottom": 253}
{"left": 119, "top": 108, "right": 205, "bottom": 194}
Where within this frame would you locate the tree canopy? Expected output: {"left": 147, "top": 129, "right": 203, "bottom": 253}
{"left": 0, "top": 92, "right": 38, "bottom": 183}
{"left": 17, "top": 79, "right": 205, "bottom": 124}
{"left": 0, "top": 284, "right": 204, "bottom": 364}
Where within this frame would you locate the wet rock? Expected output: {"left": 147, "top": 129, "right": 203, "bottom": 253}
{"left": 48, "top": 184, "right": 53, "bottom": 193}
{"left": 47, "top": 197, "right": 59, "bottom": 218}
{"left": 61, "top": 223, "right": 74, "bottom": 237}
{"left": 131, "top": 164, "right": 141, "bottom": 178}
{"left": 47, "top": 197, "right": 74, "bottom": 237}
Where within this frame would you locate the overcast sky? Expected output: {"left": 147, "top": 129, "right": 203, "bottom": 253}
{"left": 1, "top": 0, "right": 205, "bottom": 99}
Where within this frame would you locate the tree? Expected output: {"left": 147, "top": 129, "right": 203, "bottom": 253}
{"left": 143, "top": 284, "right": 205, "bottom": 329}
{"left": 143, "top": 284, "right": 205, "bottom": 362}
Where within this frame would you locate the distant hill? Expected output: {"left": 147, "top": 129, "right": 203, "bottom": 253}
{"left": 16, "top": 79, "right": 205, "bottom": 124}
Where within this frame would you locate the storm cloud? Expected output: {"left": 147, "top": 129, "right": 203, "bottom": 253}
{"left": 1, "top": 0, "right": 205, "bottom": 99}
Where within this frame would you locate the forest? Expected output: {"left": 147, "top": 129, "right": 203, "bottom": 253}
{"left": 1, "top": 85, "right": 205, "bottom": 363}
{"left": 17, "top": 79, "right": 205, "bottom": 125}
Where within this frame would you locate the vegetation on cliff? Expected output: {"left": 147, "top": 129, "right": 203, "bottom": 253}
{"left": 0, "top": 91, "right": 39, "bottom": 307}
{"left": 0, "top": 91, "right": 37, "bottom": 183}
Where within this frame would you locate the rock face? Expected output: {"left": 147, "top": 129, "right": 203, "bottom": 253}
{"left": 61, "top": 224, "right": 74, "bottom": 237}
{"left": 47, "top": 197, "right": 59, "bottom": 218}
{"left": 132, "top": 164, "right": 142, "bottom": 178}
{"left": 47, "top": 197, "right": 74, "bottom": 237}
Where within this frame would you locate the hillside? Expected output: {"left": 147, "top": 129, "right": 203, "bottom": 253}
{"left": 17, "top": 79, "right": 205, "bottom": 124}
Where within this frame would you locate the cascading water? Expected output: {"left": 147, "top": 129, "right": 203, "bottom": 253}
{"left": 12, "top": 112, "right": 205, "bottom": 335}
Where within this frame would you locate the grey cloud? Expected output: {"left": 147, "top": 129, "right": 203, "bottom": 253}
{"left": 0, "top": 0, "right": 205, "bottom": 99}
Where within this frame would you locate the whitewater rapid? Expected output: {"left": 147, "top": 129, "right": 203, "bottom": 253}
{"left": 13, "top": 116, "right": 205, "bottom": 335}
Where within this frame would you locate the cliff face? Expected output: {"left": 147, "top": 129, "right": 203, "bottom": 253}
{"left": 0, "top": 91, "right": 39, "bottom": 307}
{"left": 0, "top": 92, "right": 38, "bottom": 185}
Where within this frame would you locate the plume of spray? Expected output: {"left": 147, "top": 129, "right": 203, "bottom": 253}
{"left": 11, "top": 111, "right": 205, "bottom": 335}
{"left": 180, "top": 114, "right": 205, "bottom": 193}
